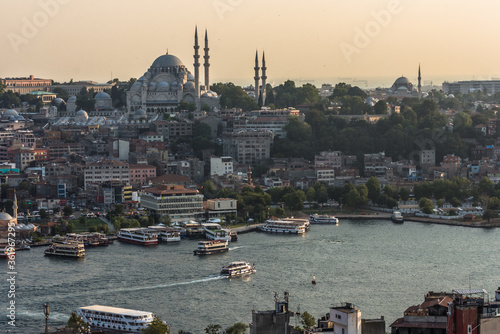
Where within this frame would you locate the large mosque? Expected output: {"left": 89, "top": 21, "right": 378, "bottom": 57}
{"left": 126, "top": 27, "right": 220, "bottom": 114}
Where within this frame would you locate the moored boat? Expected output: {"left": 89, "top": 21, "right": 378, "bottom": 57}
{"left": 259, "top": 218, "right": 309, "bottom": 234}
{"left": 309, "top": 213, "right": 339, "bottom": 225}
{"left": 44, "top": 242, "right": 85, "bottom": 258}
{"left": 220, "top": 261, "right": 255, "bottom": 277}
{"left": 117, "top": 228, "right": 158, "bottom": 246}
{"left": 193, "top": 239, "right": 229, "bottom": 255}
{"left": 148, "top": 226, "right": 181, "bottom": 243}
{"left": 77, "top": 305, "right": 156, "bottom": 333}
{"left": 202, "top": 222, "right": 232, "bottom": 242}
{"left": 391, "top": 211, "right": 404, "bottom": 223}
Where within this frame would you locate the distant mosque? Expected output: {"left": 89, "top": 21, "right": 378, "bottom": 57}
{"left": 126, "top": 27, "right": 220, "bottom": 114}
{"left": 386, "top": 65, "right": 422, "bottom": 98}
{"left": 253, "top": 51, "right": 268, "bottom": 105}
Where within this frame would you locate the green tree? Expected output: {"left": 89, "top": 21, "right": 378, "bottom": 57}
{"left": 399, "top": 187, "right": 410, "bottom": 202}
{"left": 225, "top": 322, "right": 249, "bottom": 334}
{"left": 142, "top": 315, "right": 170, "bottom": 334}
{"left": 204, "top": 324, "right": 221, "bottom": 334}
{"left": 373, "top": 100, "right": 388, "bottom": 114}
{"left": 419, "top": 197, "right": 434, "bottom": 214}
{"left": 449, "top": 197, "right": 461, "bottom": 208}
{"left": 366, "top": 176, "right": 381, "bottom": 203}
{"left": 63, "top": 206, "right": 74, "bottom": 216}
{"left": 306, "top": 187, "right": 316, "bottom": 202}
{"left": 66, "top": 312, "right": 88, "bottom": 333}
{"left": 300, "top": 311, "right": 316, "bottom": 330}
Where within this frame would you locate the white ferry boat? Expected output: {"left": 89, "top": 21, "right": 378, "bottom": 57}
{"left": 309, "top": 213, "right": 339, "bottom": 225}
{"left": 259, "top": 219, "right": 309, "bottom": 234}
{"left": 117, "top": 228, "right": 158, "bottom": 246}
{"left": 391, "top": 211, "right": 404, "bottom": 223}
{"left": 77, "top": 305, "right": 155, "bottom": 333}
{"left": 147, "top": 226, "right": 181, "bottom": 243}
{"left": 202, "top": 222, "right": 232, "bottom": 242}
{"left": 221, "top": 261, "right": 256, "bottom": 277}
{"left": 44, "top": 242, "right": 85, "bottom": 258}
{"left": 193, "top": 239, "right": 229, "bottom": 255}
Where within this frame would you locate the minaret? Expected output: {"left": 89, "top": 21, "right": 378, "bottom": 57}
{"left": 261, "top": 51, "right": 267, "bottom": 106}
{"left": 418, "top": 64, "right": 422, "bottom": 98}
{"left": 194, "top": 26, "right": 200, "bottom": 99}
{"left": 203, "top": 29, "right": 210, "bottom": 92}
{"left": 13, "top": 189, "right": 17, "bottom": 219}
{"left": 254, "top": 50, "right": 260, "bottom": 103}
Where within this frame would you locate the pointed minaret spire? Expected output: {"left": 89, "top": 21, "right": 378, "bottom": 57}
{"left": 418, "top": 64, "right": 422, "bottom": 98}
{"left": 194, "top": 26, "right": 200, "bottom": 99}
{"left": 261, "top": 51, "right": 267, "bottom": 106}
{"left": 254, "top": 50, "right": 260, "bottom": 103}
{"left": 203, "top": 29, "right": 210, "bottom": 92}
{"left": 13, "top": 189, "right": 17, "bottom": 220}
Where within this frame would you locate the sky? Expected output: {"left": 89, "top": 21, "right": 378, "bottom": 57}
{"left": 2, "top": 0, "right": 500, "bottom": 88}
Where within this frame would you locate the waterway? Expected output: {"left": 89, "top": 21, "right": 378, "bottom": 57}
{"left": 2, "top": 219, "right": 500, "bottom": 334}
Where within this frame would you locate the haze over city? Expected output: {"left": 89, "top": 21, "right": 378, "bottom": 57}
{"left": 3, "top": 0, "right": 500, "bottom": 87}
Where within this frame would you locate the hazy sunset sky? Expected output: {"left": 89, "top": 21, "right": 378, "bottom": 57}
{"left": 2, "top": 0, "right": 500, "bottom": 87}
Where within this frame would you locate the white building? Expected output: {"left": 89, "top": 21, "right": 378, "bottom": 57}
{"left": 329, "top": 303, "right": 361, "bottom": 334}
{"left": 223, "top": 129, "right": 274, "bottom": 165}
{"left": 84, "top": 160, "right": 130, "bottom": 190}
{"left": 316, "top": 167, "right": 335, "bottom": 185}
{"left": 210, "top": 156, "right": 234, "bottom": 176}
{"left": 140, "top": 184, "right": 204, "bottom": 222}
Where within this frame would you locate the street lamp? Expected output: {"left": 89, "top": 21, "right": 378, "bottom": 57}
{"left": 43, "top": 303, "right": 49, "bottom": 333}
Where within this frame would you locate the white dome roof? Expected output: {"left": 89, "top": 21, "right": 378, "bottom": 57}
{"left": 95, "top": 92, "right": 111, "bottom": 99}
{"left": 0, "top": 212, "right": 13, "bottom": 221}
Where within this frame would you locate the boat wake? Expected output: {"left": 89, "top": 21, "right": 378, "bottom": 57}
{"left": 229, "top": 246, "right": 248, "bottom": 251}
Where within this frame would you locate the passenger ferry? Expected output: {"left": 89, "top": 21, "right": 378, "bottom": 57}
{"left": 44, "top": 242, "right": 85, "bottom": 258}
{"left": 193, "top": 239, "right": 229, "bottom": 255}
{"left": 309, "top": 213, "right": 339, "bottom": 225}
{"left": 220, "top": 261, "right": 256, "bottom": 277}
{"left": 391, "top": 211, "right": 404, "bottom": 223}
{"left": 117, "top": 228, "right": 158, "bottom": 246}
{"left": 77, "top": 305, "right": 155, "bottom": 333}
{"left": 202, "top": 222, "right": 232, "bottom": 242}
{"left": 259, "top": 219, "right": 309, "bottom": 234}
{"left": 147, "top": 226, "right": 181, "bottom": 243}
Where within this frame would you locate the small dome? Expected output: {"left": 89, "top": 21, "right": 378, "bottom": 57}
{"left": 0, "top": 212, "right": 13, "bottom": 221}
{"left": 448, "top": 94, "right": 455, "bottom": 98}
{"left": 95, "top": 92, "right": 111, "bottom": 100}
{"left": 157, "top": 81, "right": 170, "bottom": 90}
{"left": 187, "top": 72, "right": 195, "bottom": 81}
{"left": 75, "top": 109, "right": 89, "bottom": 121}
{"left": 135, "top": 108, "right": 147, "bottom": 117}
{"left": 149, "top": 81, "right": 157, "bottom": 91}
{"left": 184, "top": 81, "right": 195, "bottom": 91}
{"left": 151, "top": 54, "right": 184, "bottom": 68}
{"left": 3, "top": 109, "right": 18, "bottom": 117}
{"left": 131, "top": 81, "right": 142, "bottom": 90}
{"left": 68, "top": 96, "right": 77, "bottom": 102}
{"left": 171, "top": 81, "right": 178, "bottom": 86}
{"left": 54, "top": 98, "right": 64, "bottom": 105}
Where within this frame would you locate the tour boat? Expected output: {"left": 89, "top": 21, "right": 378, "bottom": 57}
{"left": 220, "top": 261, "right": 256, "bottom": 277}
{"left": 44, "top": 242, "right": 85, "bottom": 258}
{"left": 391, "top": 211, "right": 404, "bottom": 223}
{"left": 77, "top": 305, "right": 156, "bottom": 333}
{"left": 309, "top": 213, "right": 339, "bottom": 225}
{"left": 202, "top": 222, "right": 232, "bottom": 242}
{"left": 117, "top": 228, "right": 158, "bottom": 246}
{"left": 193, "top": 239, "right": 229, "bottom": 255}
{"left": 259, "top": 219, "right": 309, "bottom": 234}
{"left": 147, "top": 226, "right": 181, "bottom": 243}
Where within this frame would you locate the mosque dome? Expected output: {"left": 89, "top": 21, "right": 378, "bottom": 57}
{"left": 157, "top": 81, "right": 170, "bottom": 91}
{"left": 151, "top": 54, "right": 184, "bottom": 68}
{"left": 75, "top": 109, "right": 89, "bottom": 121}
{"left": 149, "top": 81, "right": 157, "bottom": 91}
{"left": 135, "top": 108, "right": 147, "bottom": 118}
{"left": 0, "top": 212, "right": 13, "bottom": 221}
{"left": 54, "top": 97, "right": 64, "bottom": 105}
{"left": 95, "top": 92, "right": 111, "bottom": 100}
{"left": 131, "top": 81, "right": 142, "bottom": 91}
{"left": 390, "top": 76, "right": 414, "bottom": 93}
{"left": 187, "top": 72, "right": 195, "bottom": 81}
{"left": 365, "top": 97, "right": 378, "bottom": 107}
{"left": 3, "top": 109, "right": 18, "bottom": 117}
{"left": 184, "top": 81, "right": 195, "bottom": 91}
{"left": 68, "top": 96, "right": 77, "bottom": 102}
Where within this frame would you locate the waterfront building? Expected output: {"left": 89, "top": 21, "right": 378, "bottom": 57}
{"left": 84, "top": 160, "right": 130, "bottom": 190}
{"left": 205, "top": 198, "right": 237, "bottom": 220}
{"left": 140, "top": 184, "right": 204, "bottom": 222}
{"left": 1, "top": 75, "right": 52, "bottom": 94}
{"left": 126, "top": 27, "right": 220, "bottom": 113}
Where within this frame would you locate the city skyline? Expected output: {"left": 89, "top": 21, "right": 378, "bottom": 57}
{"left": 2, "top": 0, "right": 500, "bottom": 87}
